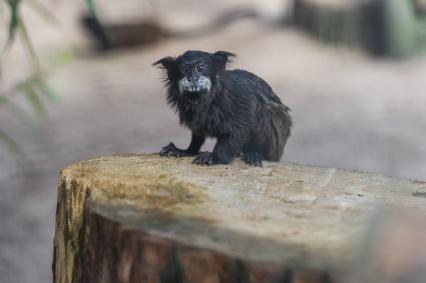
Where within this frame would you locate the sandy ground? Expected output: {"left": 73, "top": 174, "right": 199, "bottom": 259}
{"left": 1, "top": 1, "right": 426, "bottom": 282}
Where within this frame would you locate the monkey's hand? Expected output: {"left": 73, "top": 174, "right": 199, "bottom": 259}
{"left": 160, "top": 142, "right": 194, "bottom": 158}
{"left": 192, "top": 152, "right": 217, "bottom": 166}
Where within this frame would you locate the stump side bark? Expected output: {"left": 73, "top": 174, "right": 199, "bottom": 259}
{"left": 53, "top": 154, "right": 426, "bottom": 283}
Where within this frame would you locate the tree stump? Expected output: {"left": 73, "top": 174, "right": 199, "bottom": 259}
{"left": 53, "top": 154, "right": 426, "bottom": 283}
{"left": 291, "top": 0, "right": 426, "bottom": 57}
{"left": 291, "top": 0, "right": 364, "bottom": 47}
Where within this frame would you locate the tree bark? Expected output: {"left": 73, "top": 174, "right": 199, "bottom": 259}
{"left": 53, "top": 154, "right": 426, "bottom": 283}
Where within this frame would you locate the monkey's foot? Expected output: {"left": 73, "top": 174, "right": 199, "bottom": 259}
{"left": 241, "top": 152, "right": 262, "bottom": 167}
{"left": 160, "top": 143, "right": 192, "bottom": 158}
{"left": 192, "top": 152, "right": 217, "bottom": 166}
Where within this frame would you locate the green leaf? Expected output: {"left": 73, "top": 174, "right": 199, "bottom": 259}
{"left": 0, "top": 95, "right": 35, "bottom": 124}
{"left": 0, "top": 127, "right": 26, "bottom": 159}
{"left": 86, "top": 0, "right": 99, "bottom": 20}
{"left": 36, "top": 77, "right": 57, "bottom": 101}
{"left": 19, "top": 72, "right": 57, "bottom": 101}
{"left": 18, "top": 17, "right": 40, "bottom": 69}
{"left": 39, "top": 80, "right": 58, "bottom": 101}
{"left": 85, "top": 0, "right": 111, "bottom": 41}
{"left": 15, "top": 76, "right": 48, "bottom": 119}
{"left": 5, "top": 0, "right": 21, "bottom": 48}
{"left": 22, "top": 83, "right": 47, "bottom": 118}
{"left": 26, "top": 0, "right": 61, "bottom": 25}
{"left": 52, "top": 48, "right": 75, "bottom": 66}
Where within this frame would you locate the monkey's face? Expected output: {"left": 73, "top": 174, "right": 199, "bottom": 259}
{"left": 154, "top": 50, "right": 235, "bottom": 103}
{"left": 176, "top": 59, "right": 213, "bottom": 99}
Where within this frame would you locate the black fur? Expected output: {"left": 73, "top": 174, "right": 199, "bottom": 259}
{"left": 154, "top": 50, "right": 292, "bottom": 166}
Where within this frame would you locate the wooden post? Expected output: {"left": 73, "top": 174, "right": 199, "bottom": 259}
{"left": 53, "top": 154, "right": 426, "bottom": 283}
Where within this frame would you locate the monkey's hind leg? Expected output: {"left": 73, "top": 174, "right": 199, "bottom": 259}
{"left": 241, "top": 142, "right": 263, "bottom": 167}
{"left": 241, "top": 152, "right": 262, "bottom": 167}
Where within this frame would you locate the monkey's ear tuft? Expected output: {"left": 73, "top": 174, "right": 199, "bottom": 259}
{"left": 153, "top": 56, "right": 178, "bottom": 85}
{"left": 212, "top": 51, "right": 236, "bottom": 70}
{"left": 153, "top": 56, "right": 176, "bottom": 70}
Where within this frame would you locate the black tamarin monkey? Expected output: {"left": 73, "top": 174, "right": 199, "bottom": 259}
{"left": 153, "top": 50, "right": 292, "bottom": 167}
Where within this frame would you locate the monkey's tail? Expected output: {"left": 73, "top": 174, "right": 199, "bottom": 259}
{"left": 266, "top": 104, "right": 292, "bottom": 161}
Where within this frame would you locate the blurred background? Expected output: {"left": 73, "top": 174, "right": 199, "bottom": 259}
{"left": 1, "top": 0, "right": 426, "bottom": 282}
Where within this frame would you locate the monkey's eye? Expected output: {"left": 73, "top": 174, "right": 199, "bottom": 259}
{"left": 197, "top": 65, "right": 204, "bottom": 72}
{"left": 182, "top": 65, "right": 190, "bottom": 74}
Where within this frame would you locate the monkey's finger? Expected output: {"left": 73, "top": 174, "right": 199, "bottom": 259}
{"left": 160, "top": 142, "right": 176, "bottom": 156}
{"left": 160, "top": 146, "right": 170, "bottom": 156}
{"left": 250, "top": 158, "right": 262, "bottom": 167}
{"left": 167, "top": 150, "right": 178, "bottom": 158}
{"left": 160, "top": 149, "right": 171, "bottom": 157}
{"left": 192, "top": 157, "right": 205, "bottom": 165}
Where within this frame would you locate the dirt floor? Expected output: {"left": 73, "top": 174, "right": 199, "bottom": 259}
{"left": 1, "top": 1, "right": 426, "bottom": 282}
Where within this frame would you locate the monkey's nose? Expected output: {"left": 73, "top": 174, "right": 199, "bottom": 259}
{"left": 190, "top": 75, "right": 198, "bottom": 84}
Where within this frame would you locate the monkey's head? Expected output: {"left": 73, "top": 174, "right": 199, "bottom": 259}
{"left": 153, "top": 50, "right": 235, "bottom": 102}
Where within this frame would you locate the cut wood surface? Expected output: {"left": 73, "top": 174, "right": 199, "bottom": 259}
{"left": 53, "top": 154, "right": 426, "bottom": 283}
